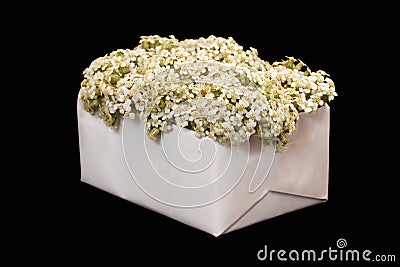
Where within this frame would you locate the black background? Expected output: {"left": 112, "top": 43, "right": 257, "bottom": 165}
{"left": 22, "top": 3, "right": 399, "bottom": 265}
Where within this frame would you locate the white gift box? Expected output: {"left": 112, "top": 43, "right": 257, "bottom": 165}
{"left": 78, "top": 99, "right": 330, "bottom": 236}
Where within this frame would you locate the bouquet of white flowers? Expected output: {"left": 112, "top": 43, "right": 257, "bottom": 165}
{"left": 79, "top": 35, "right": 336, "bottom": 151}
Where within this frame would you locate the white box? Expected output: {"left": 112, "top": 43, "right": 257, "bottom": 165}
{"left": 78, "top": 99, "right": 330, "bottom": 236}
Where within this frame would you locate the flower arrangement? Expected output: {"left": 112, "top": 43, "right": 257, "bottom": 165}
{"left": 79, "top": 35, "right": 336, "bottom": 151}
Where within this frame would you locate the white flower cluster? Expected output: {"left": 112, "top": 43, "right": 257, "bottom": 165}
{"left": 79, "top": 35, "right": 337, "bottom": 151}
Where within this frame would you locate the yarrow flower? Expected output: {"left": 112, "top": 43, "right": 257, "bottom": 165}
{"left": 79, "top": 35, "right": 337, "bottom": 152}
